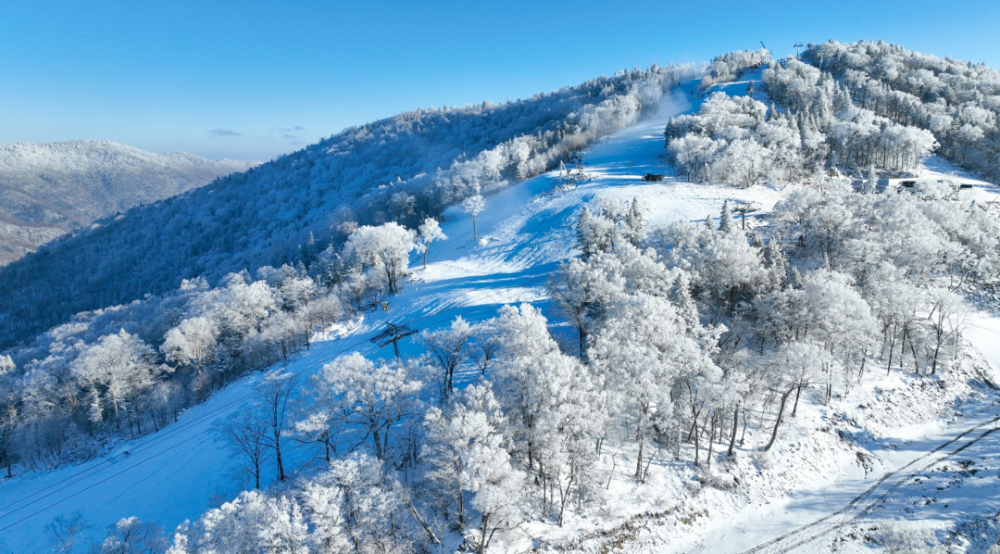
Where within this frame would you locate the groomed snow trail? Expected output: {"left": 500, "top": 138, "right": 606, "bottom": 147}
{"left": 0, "top": 83, "right": 758, "bottom": 553}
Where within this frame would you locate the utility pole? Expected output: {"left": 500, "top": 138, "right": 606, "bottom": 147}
{"left": 794, "top": 43, "right": 804, "bottom": 59}
{"left": 370, "top": 323, "right": 418, "bottom": 359}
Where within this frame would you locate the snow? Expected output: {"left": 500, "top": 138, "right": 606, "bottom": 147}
{"left": 2, "top": 79, "right": 1000, "bottom": 553}
{"left": 560, "top": 313, "right": 1000, "bottom": 554}
{"left": 0, "top": 140, "right": 259, "bottom": 265}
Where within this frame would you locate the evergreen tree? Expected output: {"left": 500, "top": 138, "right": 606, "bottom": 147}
{"left": 718, "top": 200, "right": 733, "bottom": 233}
{"left": 576, "top": 206, "right": 594, "bottom": 259}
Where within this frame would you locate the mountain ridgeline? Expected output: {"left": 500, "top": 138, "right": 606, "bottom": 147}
{"left": 0, "top": 65, "right": 695, "bottom": 350}
{"left": 0, "top": 140, "right": 258, "bottom": 265}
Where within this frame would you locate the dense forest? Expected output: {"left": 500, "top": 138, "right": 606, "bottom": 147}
{"left": 666, "top": 50, "right": 937, "bottom": 186}
{"left": 803, "top": 40, "right": 1000, "bottom": 181}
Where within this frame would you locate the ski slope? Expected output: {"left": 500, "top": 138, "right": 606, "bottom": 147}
{"left": 0, "top": 82, "right": 749, "bottom": 553}
{"left": 2, "top": 77, "right": 1000, "bottom": 553}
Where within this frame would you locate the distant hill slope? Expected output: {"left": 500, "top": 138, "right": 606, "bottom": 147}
{"left": 0, "top": 140, "right": 259, "bottom": 265}
{"left": 0, "top": 65, "right": 694, "bottom": 350}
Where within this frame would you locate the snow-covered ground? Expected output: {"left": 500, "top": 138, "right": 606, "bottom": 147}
{"left": 2, "top": 78, "right": 1000, "bottom": 553}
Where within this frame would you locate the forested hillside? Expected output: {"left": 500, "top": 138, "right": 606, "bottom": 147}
{"left": 0, "top": 141, "right": 257, "bottom": 266}
{"left": 0, "top": 64, "right": 695, "bottom": 351}
{"left": 803, "top": 40, "right": 1000, "bottom": 181}
{"left": 2, "top": 43, "right": 1000, "bottom": 554}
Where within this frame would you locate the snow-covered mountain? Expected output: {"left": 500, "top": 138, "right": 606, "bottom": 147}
{"left": 0, "top": 140, "right": 258, "bottom": 266}
{"left": 0, "top": 65, "right": 695, "bottom": 350}
{"left": 2, "top": 43, "right": 1000, "bottom": 554}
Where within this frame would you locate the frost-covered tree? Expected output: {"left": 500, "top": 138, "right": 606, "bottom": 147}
{"left": 0, "top": 354, "right": 13, "bottom": 376}
{"left": 160, "top": 316, "right": 219, "bottom": 374}
{"left": 416, "top": 217, "right": 448, "bottom": 269}
{"left": 301, "top": 480, "right": 352, "bottom": 554}
{"left": 590, "top": 293, "right": 720, "bottom": 476}
{"left": 314, "top": 353, "right": 422, "bottom": 459}
{"left": 547, "top": 255, "right": 625, "bottom": 357}
{"left": 926, "top": 289, "right": 966, "bottom": 374}
{"left": 462, "top": 194, "right": 486, "bottom": 241}
{"left": 93, "top": 516, "right": 167, "bottom": 554}
{"left": 622, "top": 197, "right": 646, "bottom": 247}
{"left": 469, "top": 319, "right": 502, "bottom": 375}
{"left": 216, "top": 405, "right": 269, "bottom": 489}
{"left": 45, "top": 512, "right": 90, "bottom": 554}
{"left": 421, "top": 317, "right": 475, "bottom": 399}
{"left": 576, "top": 205, "right": 616, "bottom": 257}
{"left": 71, "top": 329, "right": 160, "bottom": 424}
{"left": 0, "top": 397, "right": 17, "bottom": 478}
{"left": 422, "top": 383, "right": 508, "bottom": 531}
{"left": 325, "top": 453, "right": 415, "bottom": 554}
{"left": 761, "top": 341, "right": 829, "bottom": 451}
{"left": 423, "top": 383, "right": 526, "bottom": 552}
{"left": 488, "top": 303, "right": 606, "bottom": 520}
{"left": 256, "top": 370, "right": 297, "bottom": 481}
{"left": 343, "top": 223, "right": 417, "bottom": 295}
{"left": 659, "top": 216, "right": 769, "bottom": 314}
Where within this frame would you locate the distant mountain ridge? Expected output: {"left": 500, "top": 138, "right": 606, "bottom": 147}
{"left": 0, "top": 140, "right": 259, "bottom": 265}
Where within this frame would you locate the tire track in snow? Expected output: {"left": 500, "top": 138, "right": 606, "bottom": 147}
{"left": 739, "top": 414, "right": 1000, "bottom": 554}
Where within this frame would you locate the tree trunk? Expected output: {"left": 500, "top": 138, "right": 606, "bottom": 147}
{"left": 763, "top": 388, "right": 794, "bottom": 452}
{"left": 693, "top": 418, "right": 700, "bottom": 467}
{"left": 887, "top": 326, "right": 896, "bottom": 375}
{"left": 478, "top": 514, "right": 489, "bottom": 554}
{"left": 372, "top": 428, "right": 383, "bottom": 459}
{"left": 275, "top": 432, "right": 285, "bottom": 481}
{"left": 728, "top": 403, "right": 739, "bottom": 456}
{"left": 706, "top": 411, "right": 716, "bottom": 469}
{"left": 899, "top": 325, "right": 909, "bottom": 370}
{"left": 635, "top": 428, "right": 644, "bottom": 478}
{"left": 932, "top": 342, "right": 941, "bottom": 374}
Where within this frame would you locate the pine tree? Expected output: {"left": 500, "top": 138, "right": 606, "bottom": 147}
{"left": 576, "top": 206, "right": 594, "bottom": 259}
{"left": 767, "top": 102, "right": 779, "bottom": 121}
{"left": 865, "top": 164, "right": 878, "bottom": 194}
{"left": 623, "top": 197, "right": 646, "bottom": 247}
{"left": 718, "top": 201, "right": 733, "bottom": 233}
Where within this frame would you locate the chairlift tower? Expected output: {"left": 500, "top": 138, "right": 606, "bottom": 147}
{"left": 733, "top": 202, "right": 760, "bottom": 230}
{"left": 370, "top": 323, "right": 418, "bottom": 359}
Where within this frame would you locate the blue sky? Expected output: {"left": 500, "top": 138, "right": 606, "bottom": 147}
{"left": 2, "top": 0, "right": 998, "bottom": 162}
